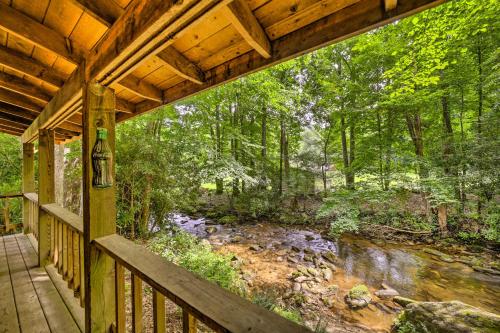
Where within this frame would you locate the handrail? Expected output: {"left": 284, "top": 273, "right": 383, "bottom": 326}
{"left": 24, "top": 192, "right": 39, "bottom": 203}
{"left": 41, "top": 203, "right": 83, "bottom": 234}
{"left": 0, "top": 193, "right": 23, "bottom": 199}
{"left": 94, "top": 234, "right": 310, "bottom": 333}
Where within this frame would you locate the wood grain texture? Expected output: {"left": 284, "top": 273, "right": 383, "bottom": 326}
{"left": 82, "top": 82, "right": 116, "bottom": 333}
{"left": 41, "top": 203, "right": 84, "bottom": 233}
{"left": 0, "top": 87, "right": 44, "bottom": 113}
{"left": 132, "top": 273, "right": 143, "bottom": 333}
{"left": 157, "top": 47, "right": 205, "bottom": 84}
{"left": 0, "top": 3, "right": 86, "bottom": 64}
{"left": 0, "top": 71, "right": 52, "bottom": 103}
{"left": 115, "top": 262, "right": 126, "bottom": 333}
{"left": 153, "top": 290, "right": 166, "bottom": 333}
{"left": 225, "top": 0, "right": 271, "bottom": 58}
{"left": 38, "top": 129, "right": 55, "bottom": 266}
{"left": 94, "top": 234, "right": 310, "bottom": 333}
{"left": 71, "top": 0, "right": 124, "bottom": 27}
{"left": 118, "top": 75, "right": 162, "bottom": 102}
{"left": 385, "top": 0, "right": 398, "bottom": 10}
{"left": 22, "top": 143, "right": 35, "bottom": 233}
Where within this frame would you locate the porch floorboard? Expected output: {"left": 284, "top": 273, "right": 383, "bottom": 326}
{"left": 0, "top": 234, "right": 80, "bottom": 333}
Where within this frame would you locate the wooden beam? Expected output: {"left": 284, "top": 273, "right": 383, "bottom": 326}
{"left": 0, "top": 3, "right": 86, "bottom": 64}
{"left": 0, "top": 45, "right": 66, "bottom": 89}
{"left": 157, "top": 46, "right": 205, "bottom": 84}
{"left": 161, "top": 0, "right": 445, "bottom": 111}
{"left": 70, "top": 0, "right": 124, "bottom": 27}
{"left": 0, "top": 102, "right": 38, "bottom": 120}
{"left": 23, "top": 143, "right": 36, "bottom": 233}
{"left": 116, "top": 98, "right": 135, "bottom": 114}
{"left": 0, "top": 71, "right": 53, "bottom": 103}
{"left": 82, "top": 82, "right": 116, "bottom": 332}
{"left": 225, "top": 0, "right": 271, "bottom": 59}
{"left": 0, "top": 112, "right": 32, "bottom": 127}
{"left": 0, "top": 124, "right": 23, "bottom": 136}
{"left": 0, "top": 87, "right": 44, "bottom": 113}
{"left": 385, "top": 0, "right": 398, "bottom": 10}
{"left": 117, "top": 76, "right": 162, "bottom": 102}
{"left": 38, "top": 129, "right": 55, "bottom": 266}
{"left": 0, "top": 117, "right": 28, "bottom": 131}
{"left": 87, "top": 0, "right": 232, "bottom": 85}
{"left": 22, "top": 66, "right": 84, "bottom": 143}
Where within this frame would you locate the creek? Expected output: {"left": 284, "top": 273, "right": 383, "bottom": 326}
{"left": 171, "top": 213, "right": 500, "bottom": 332}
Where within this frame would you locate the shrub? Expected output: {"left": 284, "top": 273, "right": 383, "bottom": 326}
{"left": 148, "top": 229, "right": 243, "bottom": 293}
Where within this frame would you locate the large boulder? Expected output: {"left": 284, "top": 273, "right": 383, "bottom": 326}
{"left": 393, "top": 300, "right": 500, "bottom": 333}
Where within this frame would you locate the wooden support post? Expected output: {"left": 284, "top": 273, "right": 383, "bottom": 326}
{"left": 153, "top": 290, "right": 165, "bottom": 333}
{"left": 38, "top": 129, "right": 55, "bottom": 266}
{"left": 22, "top": 142, "right": 35, "bottom": 234}
{"left": 83, "top": 80, "right": 116, "bottom": 333}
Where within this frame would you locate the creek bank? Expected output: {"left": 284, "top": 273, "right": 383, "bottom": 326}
{"left": 170, "top": 213, "right": 500, "bottom": 332}
{"left": 393, "top": 298, "right": 500, "bottom": 333}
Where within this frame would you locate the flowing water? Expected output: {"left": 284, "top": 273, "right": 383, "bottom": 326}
{"left": 171, "top": 213, "right": 500, "bottom": 330}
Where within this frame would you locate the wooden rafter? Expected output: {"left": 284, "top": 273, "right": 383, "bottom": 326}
{"left": 0, "top": 3, "right": 86, "bottom": 64}
{"left": 70, "top": 0, "right": 124, "bottom": 27}
{"left": 0, "top": 102, "right": 38, "bottom": 120}
{"left": 22, "top": 66, "right": 84, "bottom": 143}
{"left": 0, "top": 45, "right": 66, "bottom": 89}
{"left": 225, "top": 0, "right": 271, "bottom": 59}
{"left": 0, "top": 72, "right": 53, "bottom": 104}
{"left": 157, "top": 47, "right": 205, "bottom": 85}
{"left": 158, "top": 0, "right": 445, "bottom": 118}
{"left": 0, "top": 124, "right": 23, "bottom": 136}
{"left": 0, "top": 88, "right": 44, "bottom": 113}
{"left": 116, "top": 76, "right": 162, "bottom": 102}
{"left": 116, "top": 98, "right": 135, "bottom": 114}
{"left": 385, "top": 0, "right": 398, "bottom": 10}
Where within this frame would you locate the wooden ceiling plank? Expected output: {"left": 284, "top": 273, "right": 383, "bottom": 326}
{"left": 117, "top": 75, "right": 162, "bottom": 102}
{"left": 89, "top": 0, "right": 233, "bottom": 86}
{"left": 0, "top": 87, "right": 43, "bottom": 113}
{"left": 0, "top": 125, "right": 23, "bottom": 136}
{"left": 116, "top": 98, "right": 135, "bottom": 114}
{"left": 0, "top": 3, "right": 86, "bottom": 64}
{"left": 0, "top": 71, "right": 53, "bottom": 103}
{"left": 156, "top": 47, "right": 205, "bottom": 84}
{"left": 0, "top": 102, "right": 37, "bottom": 121}
{"left": 22, "top": 65, "right": 84, "bottom": 143}
{"left": 224, "top": 0, "right": 271, "bottom": 58}
{"left": 0, "top": 45, "right": 66, "bottom": 89}
{"left": 70, "top": 0, "right": 124, "bottom": 27}
{"left": 155, "top": 0, "right": 445, "bottom": 119}
{"left": 385, "top": 0, "right": 398, "bottom": 10}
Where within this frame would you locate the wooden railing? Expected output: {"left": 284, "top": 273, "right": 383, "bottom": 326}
{"left": 19, "top": 197, "right": 309, "bottom": 332}
{"left": 95, "top": 234, "right": 309, "bottom": 333}
{"left": 41, "top": 203, "right": 85, "bottom": 306}
{"left": 24, "top": 192, "right": 39, "bottom": 238}
{"left": 0, "top": 193, "right": 23, "bottom": 234}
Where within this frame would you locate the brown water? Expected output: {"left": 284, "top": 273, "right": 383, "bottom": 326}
{"left": 171, "top": 213, "right": 500, "bottom": 330}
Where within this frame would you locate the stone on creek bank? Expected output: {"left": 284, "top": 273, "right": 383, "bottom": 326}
{"left": 423, "top": 248, "right": 455, "bottom": 263}
{"left": 205, "top": 226, "right": 217, "bottom": 234}
{"left": 392, "top": 300, "right": 500, "bottom": 333}
{"left": 249, "top": 244, "right": 262, "bottom": 251}
{"left": 472, "top": 266, "right": 500, "bottom": 276}
{"left": 345, "top": 284, "right": 372, "bottom": 309}
{"left": 375, "top": 288, "right": 400, "bottom": 299}
{"left": 322, "top": 251, "right": 337, "bottom": 264}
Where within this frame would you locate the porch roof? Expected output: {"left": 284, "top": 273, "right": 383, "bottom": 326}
{"left": 0, "top": 0, "right": 444, "bottom": 143}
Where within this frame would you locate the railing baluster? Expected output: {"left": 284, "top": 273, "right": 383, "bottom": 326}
{"left": 115, "top": 262, "right": 125, "bottom": 333}
{"left": 58, "top": 220, "right": 63, "bottom": 273}
{"left": 79, "top": 234, "right": 85, "bottom": 307}
{"left": 182, "top": 310, "right": 197, "bottom": 333}
{"left": 53, "top": 219, "right": 59, "bottom": 266}
{"left": 67, "top": 229, "right": 74, "bottom": 288}
{"left": 73, "top": 230, "right": 80, "bottom": 296}
{"left": 153, "top": 290, "right": 165, "bottom": 333}
{"left": 132, "top": 273, "right": 143, "bottom": 333}
{"left": 62, "top": 223, "right": 68, "bottom": 280}
{"left": 50, "top": 216, "right": 55, "bottom": 261}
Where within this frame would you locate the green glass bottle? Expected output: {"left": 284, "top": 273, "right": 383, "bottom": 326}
{"left": 92, "top": 127, "right": 113, "bottom": 188}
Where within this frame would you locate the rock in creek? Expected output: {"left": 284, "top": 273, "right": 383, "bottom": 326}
{"left": 393, "top": 300, "right": 500, "bottom": 333}
{"left": 322, "top": 251, "right": 337, "bottom": 264}
{"left": 322, "top": 268, "right": 333, "bottom": 281}
{"left": 375, "top": 289, "right": 400, "bottom": 299}
{"left": 345, "top": 285, "right": 372, "bottom": 309}
{"left": 249, "top": 244, "right": 262, "bottom": 251}
{"left": 205, "top": 226, "right": 217, "bottom": 234}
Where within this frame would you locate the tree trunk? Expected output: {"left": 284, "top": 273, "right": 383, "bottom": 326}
{"left": 231, "top": 103, "right": 239, "bottom": 196}
{"left": 347, "top": 119, "right": 356, "bottom": 189}
{"left": 215, "top": 105, "right": 223, "bottom": 194}
{"left": 54, "top": 144, "right": 65, "bottom": 205}
{"left": 438, "top": 204, "right": 448, "bottom": 235}
{"left": 140, "top": 174, "right": 152, "bottom": 236}
{"left": 340, "top": 113, "right": 350, "bottom": 188}
{"left": 279, "top": 117, "right": 284, "bottom": 196}
{"left": 405, "top": 112, "right": 427, "bottom": 178}
{"left": 322, "top": 122, "right": 332, "bottom": 195}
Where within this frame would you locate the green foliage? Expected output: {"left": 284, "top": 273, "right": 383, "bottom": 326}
{"left": 149, "top": 228, "right": 243, "bottom": 292}
{"left": 348, "top": 284, "right": 370, "bottom": 299}
{"left": 250, "top": 289, "right": 302, "bottom": 324}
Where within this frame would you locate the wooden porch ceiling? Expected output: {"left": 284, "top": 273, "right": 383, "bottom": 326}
{"left": 0, "top": 0, "right": 445, "bottom": 143}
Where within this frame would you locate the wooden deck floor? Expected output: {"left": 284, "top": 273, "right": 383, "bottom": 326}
{"left": 0, "top": 234, "right": 80, "bottom": 333}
